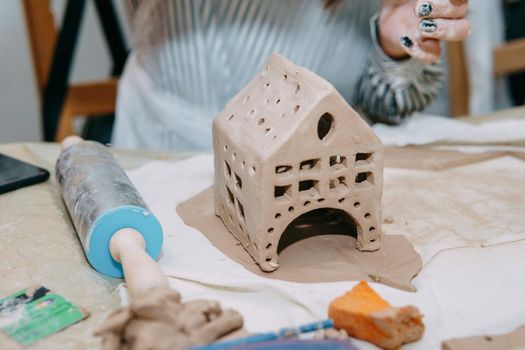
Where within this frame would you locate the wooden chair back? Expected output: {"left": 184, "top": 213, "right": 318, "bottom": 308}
{"left": 22, "top": 0, "right": 118, "bottom": 141}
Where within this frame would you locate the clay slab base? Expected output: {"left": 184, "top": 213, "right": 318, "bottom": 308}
{"left": 442, "top": 325, "right": 525, "bottom": 350}
{"left": 177, "top": 188, "right": 421, "bottom": 292}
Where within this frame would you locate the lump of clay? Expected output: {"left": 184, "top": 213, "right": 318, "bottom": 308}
{"left": 442, "top": 324, "right": 525, "bottom": 350}
{"left": 328, "top": 281, "right": 424, "bottom": 349}
{"left": 213, "top": 53, "right": 384, "bottom": 272}
{"left": 95, "top": 287, "right": 243, "bottom": 350}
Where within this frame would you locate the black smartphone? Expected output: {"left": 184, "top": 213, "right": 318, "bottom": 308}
{"left": 0, "top": 153, "right": 50, "bottom": 195}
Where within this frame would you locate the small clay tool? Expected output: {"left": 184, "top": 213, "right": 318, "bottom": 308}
{"left": 56, "top": 136, "right": 168, "bottom": 299}
{"left": 192, "top": 319, "right": 334, "bottom": 350}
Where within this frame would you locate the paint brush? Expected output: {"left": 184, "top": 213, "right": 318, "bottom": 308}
{"left": 192, "top": 319, "right": 334, "bottom": 350}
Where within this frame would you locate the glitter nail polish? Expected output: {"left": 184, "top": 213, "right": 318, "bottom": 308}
{"left": 400, "top": 35, "right": 414, "bottom": 48}
{"left": 418, "top": 2, "right": 433, "bottom": 17}
{"left": 420, "top": 19, "right": 437, "bottom": 33}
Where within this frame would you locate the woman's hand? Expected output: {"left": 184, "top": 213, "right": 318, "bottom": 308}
{"left": 378, "top": 0, "right": 470, "bottom": 64}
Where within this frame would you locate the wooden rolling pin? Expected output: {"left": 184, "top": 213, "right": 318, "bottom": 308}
{"left": 56, "top": 136, "right": 168, "bottom": 299}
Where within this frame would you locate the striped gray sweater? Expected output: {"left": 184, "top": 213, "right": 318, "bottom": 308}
{"left": 115, "top": 0, "right": 442, "bottom": 150}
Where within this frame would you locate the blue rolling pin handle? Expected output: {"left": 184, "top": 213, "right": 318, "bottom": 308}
{"left": 192, "top": 319, "right": 334, "bottom": 350}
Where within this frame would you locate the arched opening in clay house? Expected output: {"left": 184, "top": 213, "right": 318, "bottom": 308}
{"left": 277, "top": 208, "right": 359, "bottom": 255}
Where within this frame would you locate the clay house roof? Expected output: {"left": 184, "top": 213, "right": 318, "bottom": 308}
{"left": 213, "top": 53, "right": 381, "bottom": 162}
{"left": 214, "top": 54, "right": 380, "bottom": 160}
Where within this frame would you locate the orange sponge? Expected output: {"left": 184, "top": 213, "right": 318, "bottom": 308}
{"left": 328, "top": 281, "right": 424, "bottom": 350}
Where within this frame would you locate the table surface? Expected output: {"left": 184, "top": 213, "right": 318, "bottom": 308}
{"left": 0, "top": 143, "right": 189, "bottom": 349}
{"left": 1, "top": 107, "right": 524, "bottom": 349}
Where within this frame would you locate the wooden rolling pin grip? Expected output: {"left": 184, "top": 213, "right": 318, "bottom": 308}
{"left": 109, "top": 228, "right": 169, "bottom": 300}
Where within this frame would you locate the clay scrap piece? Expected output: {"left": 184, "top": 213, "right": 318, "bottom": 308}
{"left": 442, "top": 324, "right": 525, "bottom": 350}
{"left": 176, "top": 187, "right": 422, "bottom": 292}
{"left": 95, "top": 287, "right": 243, "bottom": 350}
{"left": 328, "top": 281, "right": 424, "bottom": 350}
{"left": 212, "top": 53, "right": 384, "bottom": 272}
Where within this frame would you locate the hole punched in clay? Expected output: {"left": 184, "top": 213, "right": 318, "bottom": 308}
{"left": 329, "top": 177, "right": 348, "bottom": 192}
{"left": 299, "top": 179, "right": 319, "bottom": 195}
{"left": 234, "top": 173, "right": 243, "bottom": 191}
{"left": 275, "top": 165, "right": 292, "bottom": 174}
{"left": 355, "top": 152, "right": 373, "bottom": 164}
{"left": 226, "top": 186, "right": 234, "bottom": 205}
{"left": 318, "top": 113, "right": 334, "bottom": 140}
{"left": 274, "top": 185, "right": 292, "bottom": 200}
{"left": 236, "top": 199, "right": 245, "bottom": 222}
{"left": 224, "top": 161, "right": 232, "bottom": 179}
{"left": 330, "top": 155, "right": 347, "bottom": 169}
{"left": 355, "top": 172, "right": 374, "bottom": 186}
{"left": 300, "top": 158, "right": 320, "bottom": 172}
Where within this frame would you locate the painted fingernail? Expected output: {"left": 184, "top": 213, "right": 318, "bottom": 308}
{"left": 418, "top": 2, "right": 433, "bottom": 17}
{"left": 420, "top": 19, "right": 437, "bottom": 33}
{"left": 400, "top": 35, "right": 414, "bottom": 48}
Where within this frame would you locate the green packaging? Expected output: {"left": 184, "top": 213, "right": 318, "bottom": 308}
{"left": 0, "top": 286, "right": 88, "bottom": 346}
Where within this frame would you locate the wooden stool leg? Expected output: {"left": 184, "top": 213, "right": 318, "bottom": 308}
{"left": 55, "top": 103, "right": 75, "bottom": 142}
{"left": 447, "top": 41, "right": 470, "bottom": 117}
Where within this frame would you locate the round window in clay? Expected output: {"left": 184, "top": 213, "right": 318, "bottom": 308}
{"left": 317, "top": 113, "right": 334, "bottom": 140}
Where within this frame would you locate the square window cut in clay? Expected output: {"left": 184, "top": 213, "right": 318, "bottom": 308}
{"left": 212, "top": 53, "right": 384, "bottom": 272}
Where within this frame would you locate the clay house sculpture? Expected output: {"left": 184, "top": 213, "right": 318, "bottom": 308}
{"left": 212, "top": 54, "right": 384, "bottom": 272}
